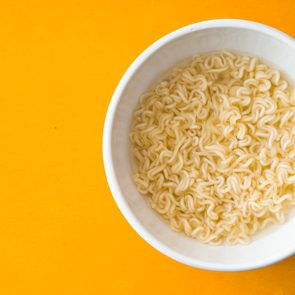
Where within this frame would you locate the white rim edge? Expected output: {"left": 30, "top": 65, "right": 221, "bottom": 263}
{"left": 103, "top": 19, "right": 295, "bottom": 272}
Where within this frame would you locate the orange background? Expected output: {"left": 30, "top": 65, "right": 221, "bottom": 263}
{"left": 1, "top": 0, "right": 295, "bottom": 294}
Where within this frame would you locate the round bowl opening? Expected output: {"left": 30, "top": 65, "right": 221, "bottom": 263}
{"left": 103, "top": 19, "right": 295, "bottom": 271}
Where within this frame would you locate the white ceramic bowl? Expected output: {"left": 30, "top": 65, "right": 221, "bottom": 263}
{"left": 103, "top": 19, "right": 295, "bottom": 271}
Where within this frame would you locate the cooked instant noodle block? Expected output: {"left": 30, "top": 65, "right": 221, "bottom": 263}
{"left": 130, "top": 51, "right": 295, "bottom": 245}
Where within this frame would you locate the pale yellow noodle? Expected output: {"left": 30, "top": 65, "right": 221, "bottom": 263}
{"left": 130, "top": 51, "right": 295, "bottom": 245}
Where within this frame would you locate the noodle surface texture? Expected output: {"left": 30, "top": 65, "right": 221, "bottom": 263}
{"left": 130, "top": 51, "right": 295, "bottom": 245}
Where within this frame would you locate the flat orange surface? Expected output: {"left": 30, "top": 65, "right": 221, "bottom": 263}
{"left": 1, "top": 0, "right": 295, "bottom": 294}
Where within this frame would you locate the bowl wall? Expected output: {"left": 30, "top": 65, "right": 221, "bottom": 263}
{"left": 104, "top": 20, "right": 295, "bottom": 271}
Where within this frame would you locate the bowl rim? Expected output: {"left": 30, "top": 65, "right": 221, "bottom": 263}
{"left": 103, "top": 18, "right": 295, "bottom": 272}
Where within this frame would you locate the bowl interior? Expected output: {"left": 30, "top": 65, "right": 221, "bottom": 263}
{"left": 110, "top": 24, "right": 295, "bottom": 269}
